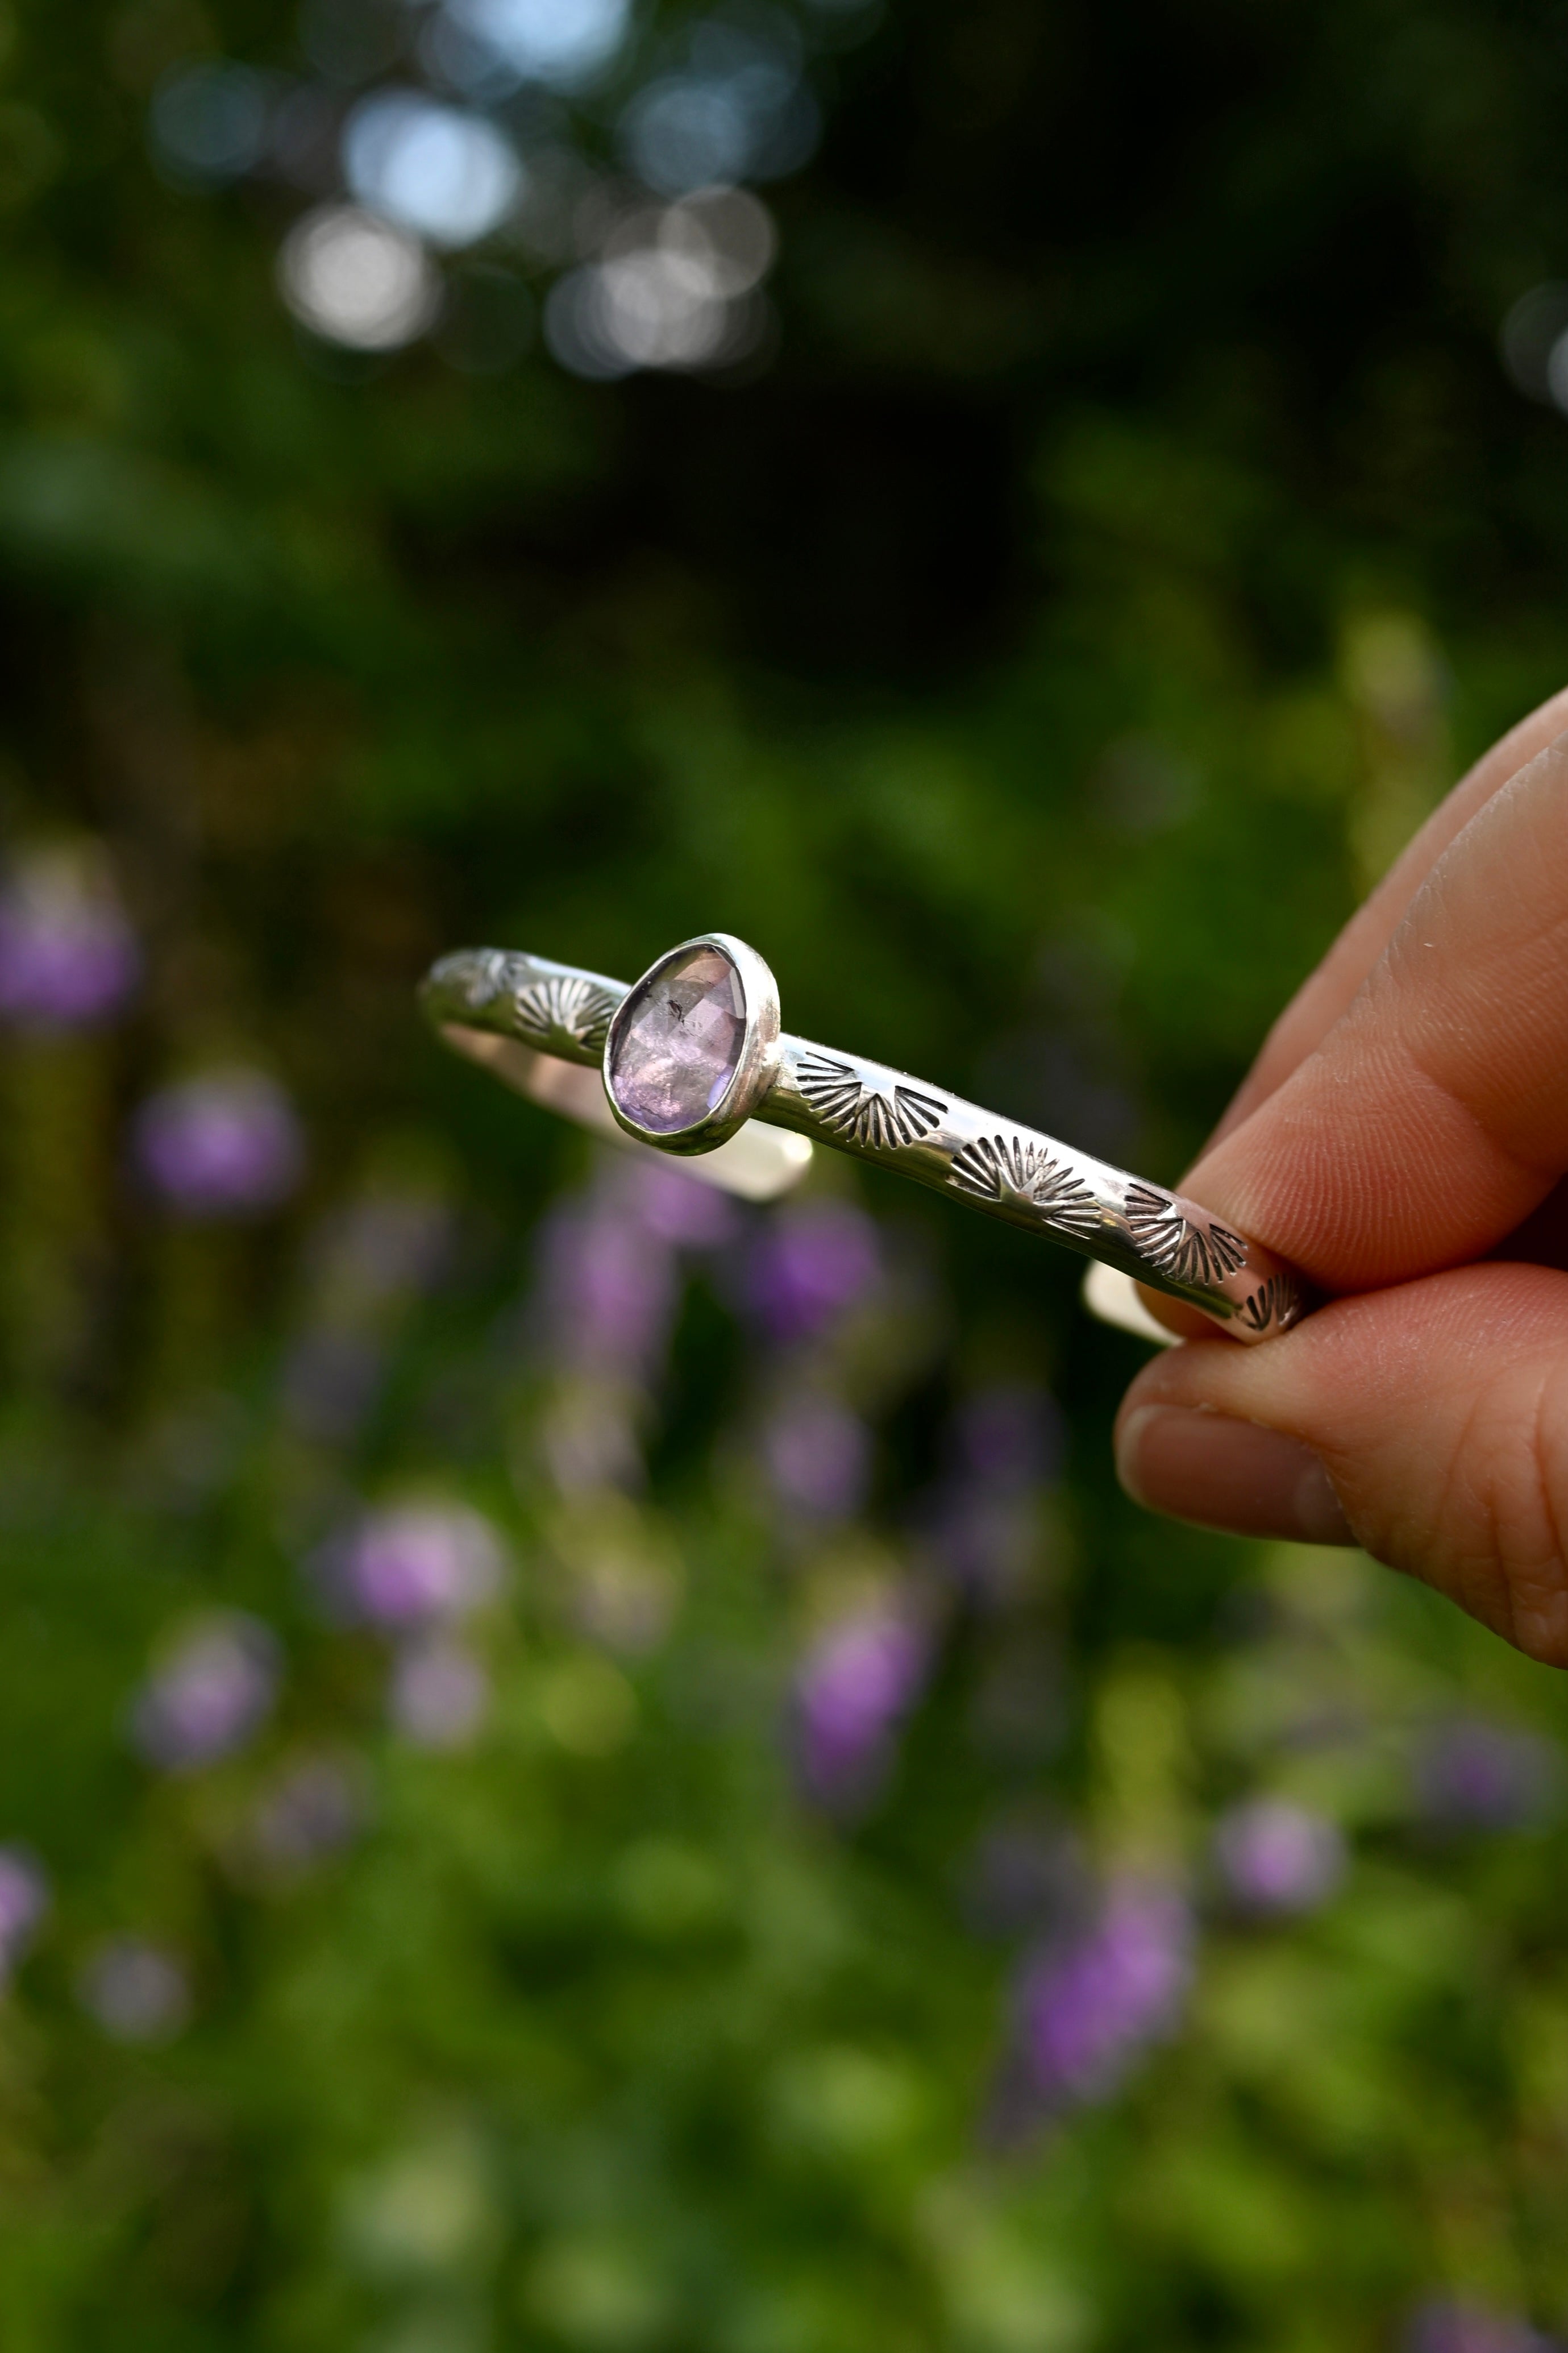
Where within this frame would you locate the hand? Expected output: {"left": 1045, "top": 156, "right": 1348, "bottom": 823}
{"left": 1114, "top": 686, "right": 1568, "bottom": 1665}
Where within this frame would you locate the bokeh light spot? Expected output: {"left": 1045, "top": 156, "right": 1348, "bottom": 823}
{"left": 543, "top": 190, "right": 776, "bottom": 379}
{"left": 343, "top": 89, "right": 522, "bottom": 248}
{"left": 278, "top": 201, "right": 442, "bottom": 348}
{"left": 439, "top": 0, "right": 633, "bottom": 92}
{"left": 1500, "top": 281, "right": 1568, "bottom": 405}
{"left": 149, "top": 59, "right": 272, "bottom": 185}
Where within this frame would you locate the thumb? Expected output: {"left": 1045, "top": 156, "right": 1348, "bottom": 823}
{"left": 1115, "top": 1262, "right": 1568, "bottom": 1666}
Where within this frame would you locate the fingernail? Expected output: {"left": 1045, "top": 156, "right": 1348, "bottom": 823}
{"left": 1117, "top": 1405, "right": 1353, "bottom": 1546}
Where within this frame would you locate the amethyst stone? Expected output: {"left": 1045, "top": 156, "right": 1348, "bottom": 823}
{"left": 608, "top": 944, "right": 746, "bottom": 1135}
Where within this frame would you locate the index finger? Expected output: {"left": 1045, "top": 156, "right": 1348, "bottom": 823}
{"left": 1208, "top": 683, "right": 1568, "bottom": 1148}
{"left": 1184, "top": 730, "right": 1568, "bottom": 1293}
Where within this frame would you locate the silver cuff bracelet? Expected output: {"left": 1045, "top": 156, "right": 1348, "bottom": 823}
{"left": 419, "top": 932, "right": 1312, "bottom": 1344}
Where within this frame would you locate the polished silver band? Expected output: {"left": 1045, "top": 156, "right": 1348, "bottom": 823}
{"left": 419, "top": 935, "right": 1311, "bottom": 1343}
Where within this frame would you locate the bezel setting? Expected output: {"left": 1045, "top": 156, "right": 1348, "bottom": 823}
{"left": 602, "top": 931, "right": 782, "bottom": 1154}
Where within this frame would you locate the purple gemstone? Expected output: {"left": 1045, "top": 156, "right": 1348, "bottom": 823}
{"left": 608, "top": 945, "right": 746, "bottom": 1135}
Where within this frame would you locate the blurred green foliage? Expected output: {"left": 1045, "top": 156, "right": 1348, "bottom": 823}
{"left": 1, "top": 1, "right": 1568, "bottom": 2348}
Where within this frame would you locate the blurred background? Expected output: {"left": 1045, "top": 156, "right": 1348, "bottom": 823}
{"left": 3, "top": 1, "right": 1568, "bottom": 2347}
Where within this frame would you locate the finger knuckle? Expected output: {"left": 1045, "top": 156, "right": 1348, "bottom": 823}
{"left": 1478, "top": 1366, "right": 1568, "bottom": 1667}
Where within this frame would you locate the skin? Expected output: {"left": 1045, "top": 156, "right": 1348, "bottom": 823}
{"left": 1114, "top": 686, "right": 1568, "bottom": 1666}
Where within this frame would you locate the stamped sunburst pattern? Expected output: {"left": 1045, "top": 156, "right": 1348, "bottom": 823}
{"left": 797, "top": 1056, "right": 947, "bottom": 1150}
{"left": 513, "top": 974, "right": 621, "bottom": 1060}
{"left": 423, "top": 948, "right": 511, "bottom": 1011}
{"left": 1237, "top": 1272, "right": 1305, "bottom": 1334}
{"left": 1125, "top": 1183, "right": 1249, "bottom": 1288}
{"left": 949, "top": 1133, "right": 1102, "bottom": 1236}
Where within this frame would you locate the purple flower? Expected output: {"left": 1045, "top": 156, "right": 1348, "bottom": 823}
{"left": 924, "top": 1490, "right": 1042, "bottom": 1604}
{"left": 795, "top": 1607, "right": 929, "bottom": 1807}
{"left": 763, "top": 1394, "right": 871, "bottom": 1520}
{"left": 918, "top": 1385, "right": 1063, "bottom": 1602}
{"left": 310, "top": 1190, "right": 455, "bottom": 1304}
{"left": 1020, "top": 1878, "right": 1193, "bottom": 2106}
{"left": 963, "top": 1820, "right": 1083, "bottom": 1940}
{"left": 1414, "top": 1719, "right": 1562, "bottom": 1832}
{"left": 250, "top": 1756, "right": 364, "bottom": 1870}
{"left": 132, "top": 1613, "right": 280, "bottom": 1771}
{"left": 746, "top": 1202, "right": 881, "bottom": 1343}
{"left": 281, "top": 1329, "right": 385, "bottom": 1445}
{"left": 321, "top": 1502, "right": 504, "bottom": 1630}
{"left": 79, "top": 1937, "right": 190, "bottom": 2042}
{"left": 538, "top": 1196, "right": 678, "bottom": 1375}
{"left": 617, "top": 1156, "right": 738, "bottom": 1249}
{"left": 134, "top": 1068, "right": 305, "bottom": 1219}
{"left": 281, "top": 1189, "right": 455, "bottom": 1443}
{"left": 953, "top": 1385, "right": 1062, "bottom": 1492}
{"left": 389, "top": 1635, "right": 489, "bottom": 1749}
{"left": 0, "top": 1846, "right": 48, "bottom": 1979}
{"left": 1213, "top": 1798, "right": 1346, "bottom": 1915}
{"left": 0, "top": 848, "right": 139, "bottom": 1030}
{"left": 1406, "top": 2300, "right": 1561, "bottom": 2353}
